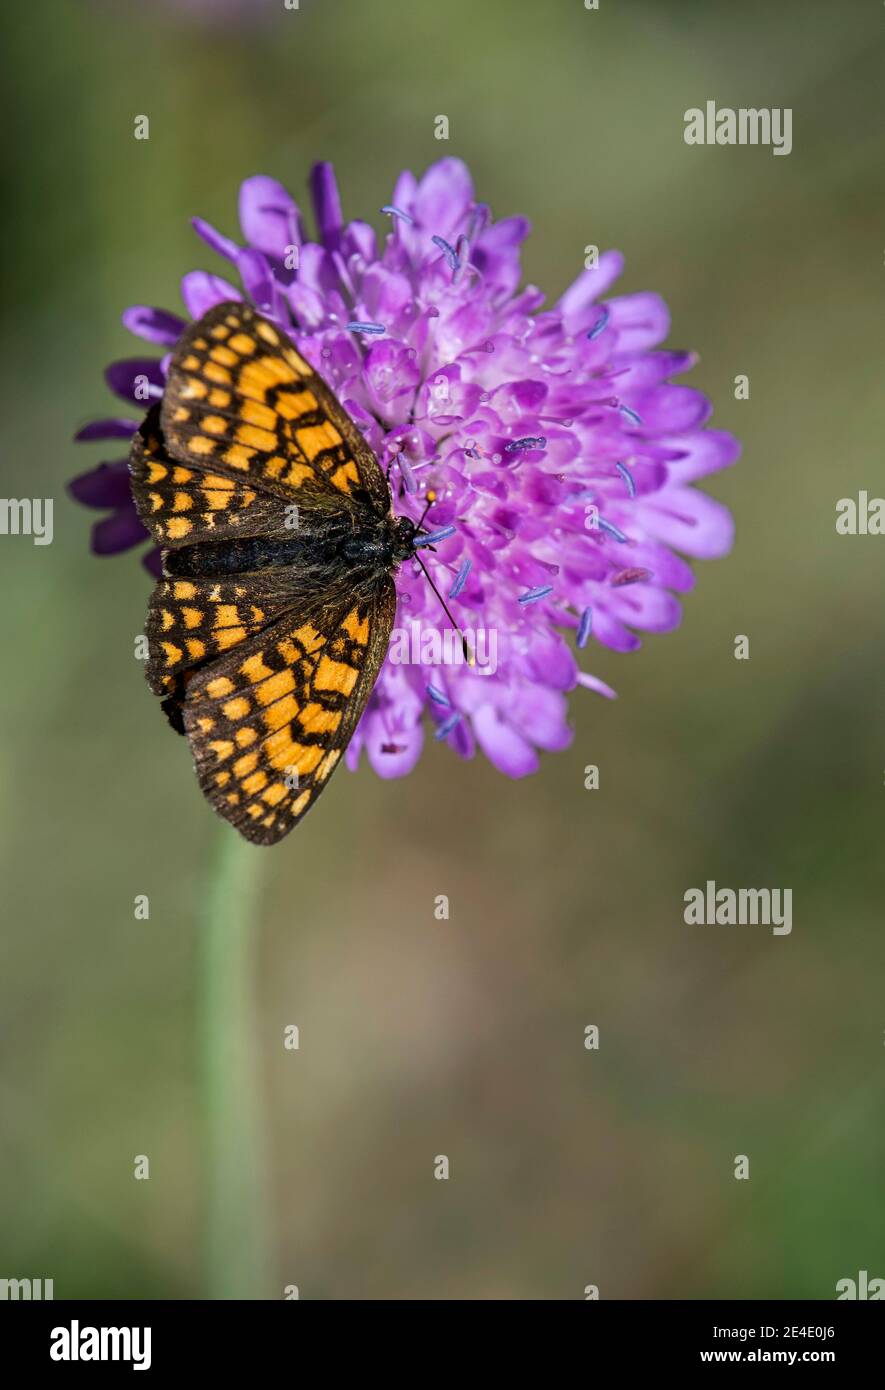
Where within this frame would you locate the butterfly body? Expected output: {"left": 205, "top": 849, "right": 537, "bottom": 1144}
{"left": 128, "top": 301, "right": 418, "bottom": 845}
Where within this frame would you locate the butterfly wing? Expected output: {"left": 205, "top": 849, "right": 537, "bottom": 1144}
{"left": 181, "top": 577, "right": 396, "bottom": 845}
{"left": 159, "top": 300, "right": 392, "bottom": 515}
{"left": 144, "top": 569, "right": 309, "bottom": 698}
{"left": 130, "top": 405, "right": 293, "bottom": 548}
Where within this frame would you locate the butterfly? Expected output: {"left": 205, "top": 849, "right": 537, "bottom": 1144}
{"left": 128, "top": 300, "right": 423, "bottom": 845}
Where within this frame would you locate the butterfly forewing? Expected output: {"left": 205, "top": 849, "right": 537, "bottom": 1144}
{"left": 160, "top": 300, "right": 391, "bottom": 514}
{"left": 130, "top": 405, "right": 292, "bottom": 548}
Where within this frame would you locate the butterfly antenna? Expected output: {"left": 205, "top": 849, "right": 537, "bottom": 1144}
{"left": 413, "top": 552, "right": 474, "bottom": 665}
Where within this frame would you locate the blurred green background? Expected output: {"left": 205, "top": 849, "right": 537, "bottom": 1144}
{"left": 2, "top": 0, "right": 884, "bottom": 1300}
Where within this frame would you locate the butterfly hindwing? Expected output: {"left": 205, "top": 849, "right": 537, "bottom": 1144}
{"left": 179, "top": 578, "right": 397, "bottom": 844}
{"left": 160, "top": 300, "right": 391, "bottom": 514}
{"left": 145, "top": 570, "right": 307, "bottom": 697}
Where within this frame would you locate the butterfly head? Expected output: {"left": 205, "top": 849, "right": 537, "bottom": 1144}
{"left": 389, "top": 513, "right": 419, "bottom": 563}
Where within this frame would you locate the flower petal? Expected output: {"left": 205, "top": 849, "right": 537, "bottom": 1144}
{"left": 472, "top": 702, "right": 539, "bottom": 777}
{"left": 181, "top": 270, "right": 241, "bottom": 318}
{"left": 74, "top": 418, "right": 140, "bottom": 443}
{"left": 239, "top": 175, "right": 301, "bottom": 258}
{"left": 68, "top": 460, "right": 132, "bottom": 510}
{"left": 310, "top": 161, "right": 343, "bottom": 248}
{"left": 91, "top": 507, "right": 148, "bottom": 555}
{"left": 122, "top": 305, "right": 185, "bottom": 347}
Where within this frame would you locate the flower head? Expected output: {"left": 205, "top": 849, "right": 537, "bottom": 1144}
{"left": 70, "top": 158, "right": 738, "bottom": 778}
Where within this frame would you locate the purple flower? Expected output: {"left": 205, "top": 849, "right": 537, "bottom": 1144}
{"left": 70, "top": 159, "right": 739, "bottom": 778}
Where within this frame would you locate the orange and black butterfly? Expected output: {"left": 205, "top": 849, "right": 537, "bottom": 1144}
{"left": 128, "top": 301, "right": 421, "bottom": 845}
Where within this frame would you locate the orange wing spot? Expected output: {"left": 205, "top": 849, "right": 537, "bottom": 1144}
{"left": 173, "top": 492, "right": 194, "bottom": 512}
{"left": 194, "top": 338, "right": 208, "bottom": 349}
{"left": 315, "top": 655, "right": 359, "bottom": 695}
{"left": 299, "top": 703, "right": 342, "bottom": 735}
{"left": 206, "top": 676, "right": 234, "bottom": 698}
{"left": 201, "top": 414, "right": 228, "bottom": 435}
{"left": 256, "top": 669, "right": 296, "bottom": 707}
{"left": 242, "top": 770, "right": 268, "bottom": 795}
{"left": 214, "top": 604, "right": 242, "bottom": 628}
{"left": 210, "top": 323, "right": 230, "bottom": 339}
{"left": 291, "top": 623, "right": 325, "bottom": 654}
{"left": 262, "top": 814, "right": 276, "bottom": 829}
{"left": 256, "top": 322, "right": 280, "bottom": 346}
{"left": 240, "top": 652, "right": 274, "bottom": 684}
{"left": 251, "top": 606, "right": 265, "bottom": 623}
{"left": 162, "top": 641, "right": 183, "bottom": 665}
{"left": 182, "top": 607, "right": 202, "bottom": 629}
{"left": 342, "top": 608, "right": 370, "bottom": 644}
{"left": 202, "top": 474, "right": 236, "bottom": 491}
{"left": 275, "top": 388, "right": 318, "bottom": 420}
{"left": 210, "top": 345, "right": 238, "bottom": 368}
{"left": 263, "top": 730, "right": 300, "bottom": 766}
{"left": 216, "top": 626, "right": 247, "bottom": 650}
{"left": 282, "top": 346, "right": 312, "bottom": 375}
{"left": 237, "top": 423, "right": 277, "bottom": 453}
{"left": 181, "top": 354, "right": 200, "bottom": 370}
{"left": 276, "top": 638, "right": 299, "bottom": 665}
{"left": 181, "top": 378, "right": 207, "bottom": 400}
{"left": 234, "top": 751, "right": 259, "bottom": 777}
{"left": 147, "top": 462, "right": 168, "bottom": 483}
{"left": 330, "top": 462, "right": 359, "bottom": 492}
{"left": 224, "top": 444, "right": 255, "bottom": 470}
{"left": 204, "top": 489, "right": 232, "bottom": 509}
{"left": 317, "top": 749, "right": 341, "bottom": 781}
{"left": 172, "top": 407, "right": 190, "bottom": 424}
{"left": 223, "top": 697, "right": 250, "bottom": 721}
{"left": 187, "top": 638, "right": 206, "bottom": 660}
{"left": 215, "top": 770, "right": 231, "bottom": 786}
{"left": 209, "top": 739, "right": 234, "bottom": 761}
{"left": 267, "top": 740, "right": 324, "bottom": 776}
{"left": 247, "top": 804, "right": 263, "bottom": 820}
{"left": 229, "top": 333, "right": 256, "bottom": 356}
{"left": 204, "top": 361, "right": 232, "bottom": 385}
{"left": 197, "top": 717, "right": 215, "bottom": 733}
{"left": 283, "top": 462, "right": 316, "bottom": 488}
{"left": 291, "top": 788, "right": 313, "bottom": 816}
{"left": 297, "top": 423, "right": 342, "bottom": 459}
{"left": 235, "top": 727, "right": 257, "bottom": 747}
{"left": 165, "top": 517, "right": 193, "bottom": 539}
{"left": 262, "top": 782, "right": 288, "bottom": 806}
{"left": 241, "top": 398, "right": 278, "bottom": 431}
{"left": 172, "top": 467, "right": 194, "bottom": 483}
{"left": 173, "top": 581, "right": 197, "bottom": 599}
{"left": 262, "top": 694, "right": 299, "bottom": 733}
{"left": 209, "top": 388, "right": 231, "bottom": 407}
{"left": 149, "top": 492, "right": 163, "bottom": 512}
{"left": 239, "top": 357, "right": 295, "bottom": 401}
{"left": 188, "top": 437, "right": 216, "bottom": 457}
{"left": 225, "top": 792, "right": 241, "bottom": 806}
{"left": 160, "top": 609, "right": 174, "bottom": 631}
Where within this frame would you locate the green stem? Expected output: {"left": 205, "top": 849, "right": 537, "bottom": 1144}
{"left": 200, "top": 827, "right": 271, "bottom": 1299}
